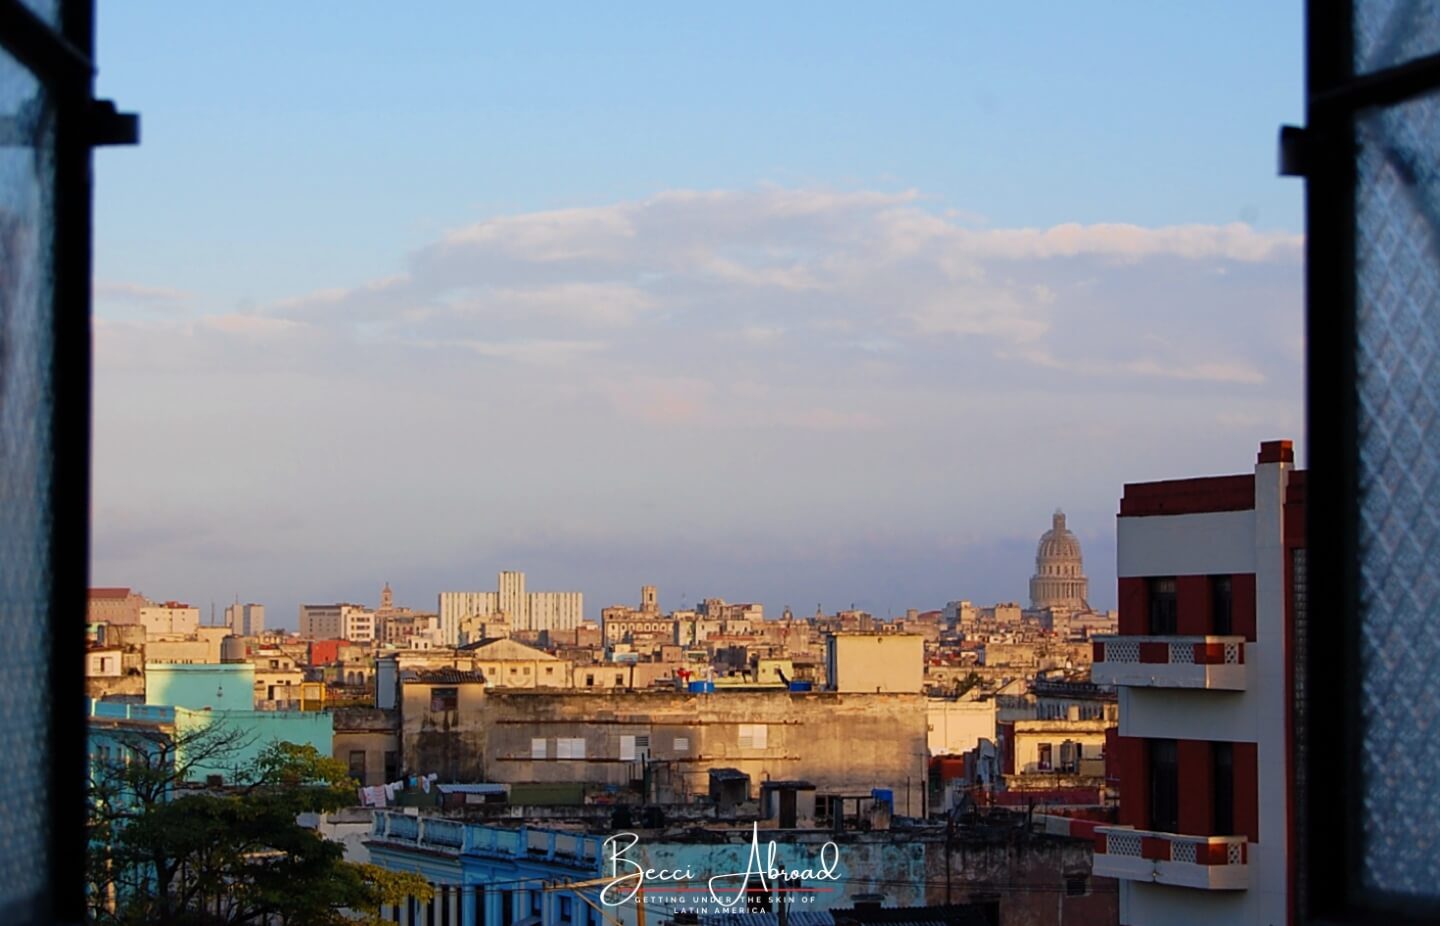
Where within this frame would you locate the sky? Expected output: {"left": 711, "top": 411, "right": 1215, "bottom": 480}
{"left": 90, "top": 3, "right": 1306, "bottom": 627}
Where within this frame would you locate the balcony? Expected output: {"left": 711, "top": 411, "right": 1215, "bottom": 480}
{"left": 1091, "top": 636, "right": 1245, "bottom": 690}
{"left": 1093, "top": 826, "right": 1249, "bottom": 890}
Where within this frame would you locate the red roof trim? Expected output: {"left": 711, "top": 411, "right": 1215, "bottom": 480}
{"left": 1119, "top": 474, "right": 1255, "bottom": 517}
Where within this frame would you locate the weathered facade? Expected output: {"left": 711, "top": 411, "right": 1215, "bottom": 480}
{"left": 333, "top": 707, "right": 400, "bottom": 786}
{"left": 398, "top": 687, "right": 930, "bottom": 815}
{"left": 400, "top": 668, "right": 488, "bottom": 781}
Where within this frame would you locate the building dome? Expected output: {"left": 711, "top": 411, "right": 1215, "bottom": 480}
{"left": 1029, "top": 509, "right": 1089, "bottom": 610}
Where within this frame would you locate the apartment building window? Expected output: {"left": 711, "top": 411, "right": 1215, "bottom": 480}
{"left": 1037, "top": 743, "right": 1053, "bottom": 771}
{"left": 348, "top": 751, "right": 366, "bottom": 781}
{"left": 1149, "top": 739, "right": 1179, "bottom": 834}
{"left": 1147, "top": 577, "right": 1178, "bottom": 634}
{"left": 384, "top": 750, "right": 399, "bottom": 782}
{"left": 738, "top": 724, "right": 768, "bottom": 748}
{"left": 430, "top": 687, "right": 458, "bottom": 712}
{"left": 1213, "top": 741, "right": 1234, "bottom": 835}
{"left": 1211, "top": 575, "right": 1233, "bottom": 635}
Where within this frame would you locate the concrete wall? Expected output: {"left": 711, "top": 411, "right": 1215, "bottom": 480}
{"left": 400, "top": 680, "right": 488, "bottom": 781}
{"left": 173, "top": 706, "right": 334, "bottom": 783}
{"left": 826, "top": 634, "right": 924, "bottom": 693}
{"left": 922, "top": 833, "right": 1117, "bottom": 926}
{"left": 478, "top": 689, "right": 930, "bottom": 814}
{"left": 1117, "top": 509, "right": 1257, "bottom": 578}
{"left": 333, "top": 709, "right": 400, "bottom": 787}
{"left": 926, "top": 698, "right": 997, "bottom": 757}
{"left": 146, "top": 662, "right": 255, "bottom": 712}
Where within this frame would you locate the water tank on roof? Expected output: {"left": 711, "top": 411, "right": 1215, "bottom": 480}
{"left": 220, "top": 636, "right": 246, "bottom": 664}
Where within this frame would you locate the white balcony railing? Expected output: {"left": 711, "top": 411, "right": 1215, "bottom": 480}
{"left": 1094, "top": 826, "right": 1250, "bottom": 890}
{"left": 1091, "top": 635, "right": 1246, "bottom": 690}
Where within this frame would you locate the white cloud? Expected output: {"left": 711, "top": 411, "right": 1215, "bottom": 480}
{"left": 91, "top": 186, "right": 1303, "bottom": 624}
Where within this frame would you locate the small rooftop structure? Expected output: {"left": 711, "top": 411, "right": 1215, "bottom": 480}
{"left": 400, "top": 668, "right": 487, "bottom": 685}
{"left": 708, "top": 767, "right": 751, "bottom": 810}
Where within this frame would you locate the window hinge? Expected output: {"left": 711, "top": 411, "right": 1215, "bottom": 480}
{"left": 90, "top": 99, "right": 139, "bottom": 147}
{"left": 1278, "top": 125, "right": 1309, "bottom": 177}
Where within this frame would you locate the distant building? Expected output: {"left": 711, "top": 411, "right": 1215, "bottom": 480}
{"left": 438, "top": 572, "right": 583, "bottom": 645}
{"left": 299, "top": 603, "right": 375, "bottom": 642}
{"left": 224, "top": 602, "right": 265, "bottom": 636}
{"left": 87, "top": 587, "right": 149, "bottom": 625}
{"left": 138, "top": 602, "right": 201, "bottom": 637}
{"left": 1029, "top": 510, "right": 1090, "bottom": 610}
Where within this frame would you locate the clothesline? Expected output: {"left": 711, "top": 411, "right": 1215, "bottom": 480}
{"left": 358, "top": 771, "right": 439, "bottom": 807}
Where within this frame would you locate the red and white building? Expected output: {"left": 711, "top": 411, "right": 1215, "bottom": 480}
{"left": 1091, "top": 440, "right": 1304, "bottom": 925}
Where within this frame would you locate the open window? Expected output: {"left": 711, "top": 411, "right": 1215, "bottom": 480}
{"left": 1287, "top": 4, "right": 1440, "bottom": 920}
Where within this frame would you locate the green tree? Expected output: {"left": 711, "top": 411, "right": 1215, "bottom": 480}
{"left": 88, "top": 735, "right": 432, "bottom": 926}
{"left": 952, "top": 671, "right": 983, "bottom": 698}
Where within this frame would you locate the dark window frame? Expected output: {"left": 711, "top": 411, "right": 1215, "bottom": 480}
{"left": 1287, "top": 5, "right": 1440, "bottom": 923}
{"left": 0, "top": 2, "right": 135, "bottom": 922}
{"left": 1213, "top": 740, "right": 1234, "bottom": 836}
{"left": 430, "top": 686, "right": 459, "bottom": 712}
{"left": 1146, "top": 577, "right": 1178, "bottom": 635}
{"left": 1210, "top": 574, "right": 1233, "bottom": 636}
{"left": 19, "top": 3, "right": 1430, "bottom": 923}
{"left": 1148, "top": 738, "right": 1179, "bottom": 835}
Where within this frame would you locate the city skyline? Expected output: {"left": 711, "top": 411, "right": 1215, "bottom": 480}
{"left": 99, "top": 510, "right": 1106, "bottom": 633}
{"left": 88, "top": 4, "right": 1304, "bottom": 629}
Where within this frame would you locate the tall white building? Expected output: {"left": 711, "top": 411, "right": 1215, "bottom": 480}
{"left": 528, "top": 592, "right": 583, "bottom": 633}
{"left": 224, "top": 602, "right": 265, "bottom": 636}
{"left": 438, "top": 572, "right": 584, "bottom": 645}
{"left": 437, "top": 592, "right": 499, "bottom": 647}
{"left": 498, "top": 571, "right": 526, "bottom": 623}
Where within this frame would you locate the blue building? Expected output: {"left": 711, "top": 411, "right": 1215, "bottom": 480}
{"left": 363, "top": 811, "right": 931, "bottom": 926}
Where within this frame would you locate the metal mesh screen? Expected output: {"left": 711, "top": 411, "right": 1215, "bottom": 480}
{"left": 0, "top": 44, "right": 55, "bottom": 926}
{"left": 1354, "top": 87, "right": 1440, "bottom": 900}
{"left": 1354, "top": 0, "right": 1440, "bottom": 74}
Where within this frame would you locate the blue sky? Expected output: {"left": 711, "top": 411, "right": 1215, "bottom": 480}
{"left": 90, "top": 3, "right": 1306, "bottom": 625}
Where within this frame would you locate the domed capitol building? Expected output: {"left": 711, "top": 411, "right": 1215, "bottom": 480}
{"left": 1029, "top": 509, "right": 1089, "bottom": 611}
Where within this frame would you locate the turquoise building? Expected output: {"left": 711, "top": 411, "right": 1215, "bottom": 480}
{"left": 88, "top": 662, "right": 333, "bottom": 784}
